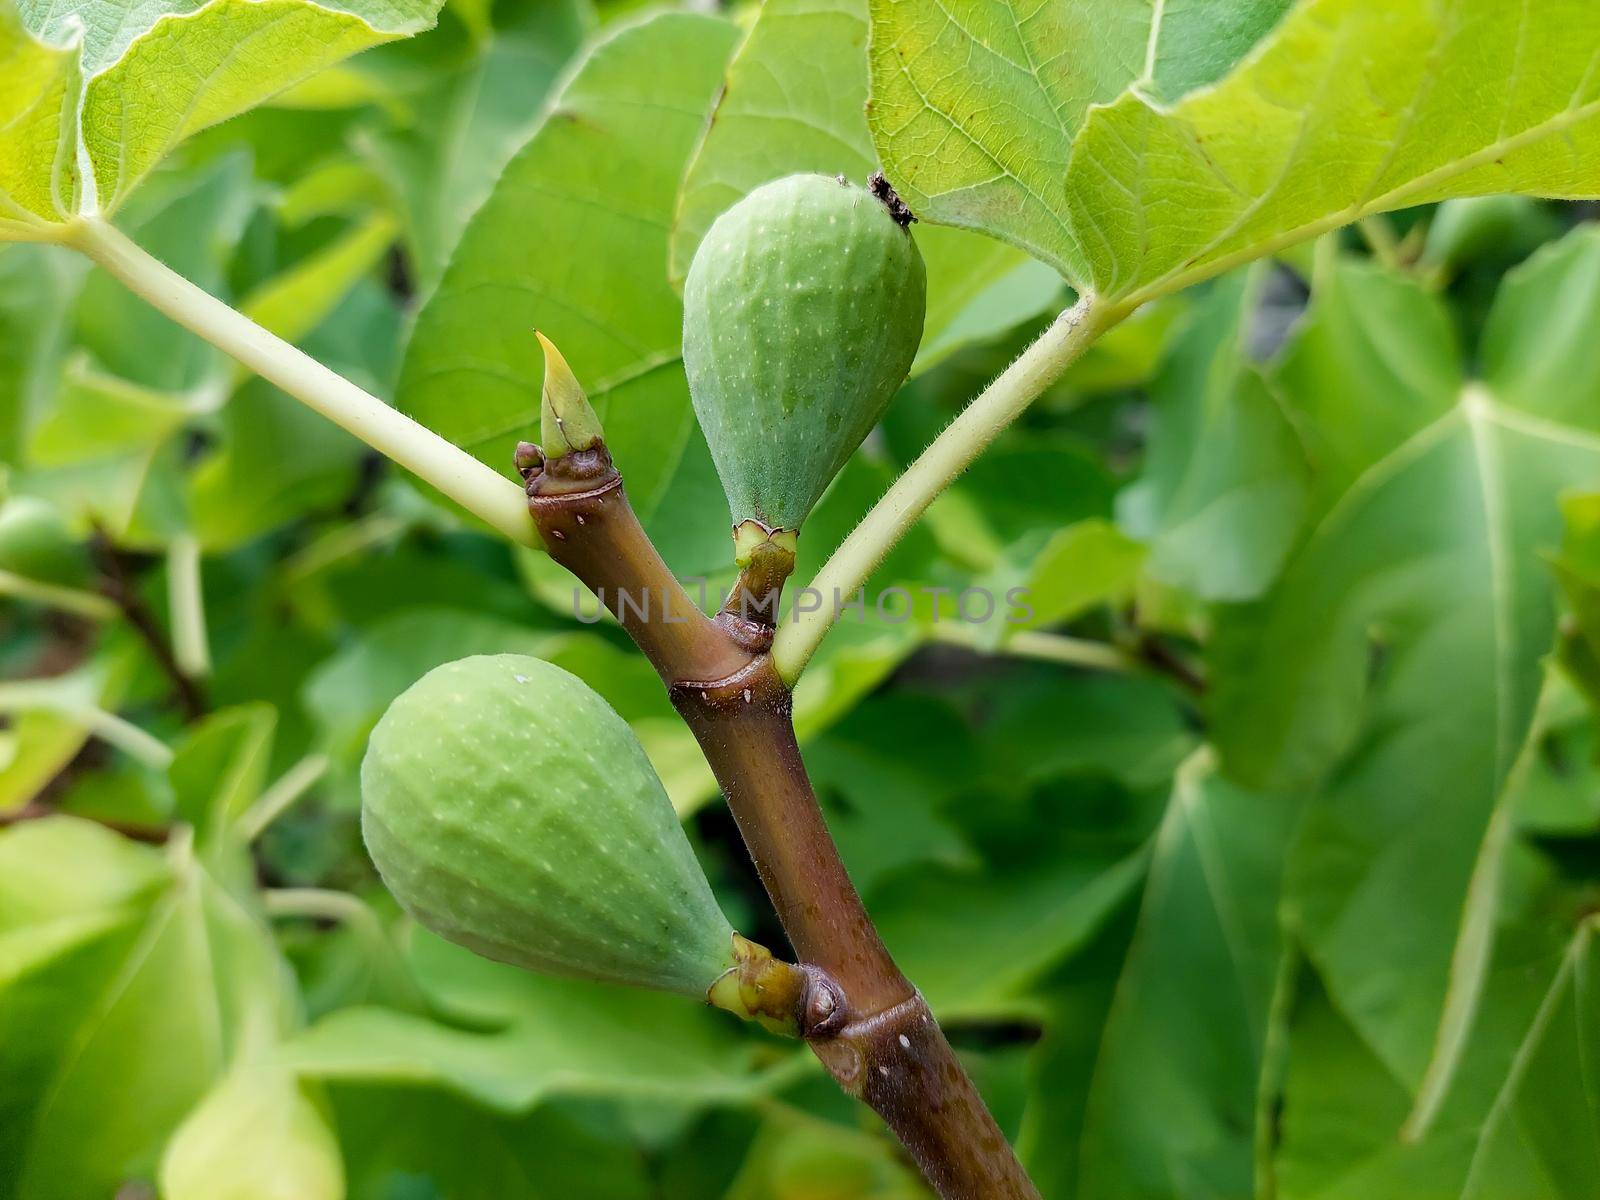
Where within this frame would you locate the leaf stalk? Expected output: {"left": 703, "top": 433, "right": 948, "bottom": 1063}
{"left": 772, "top": 293, "right": 1127, "bottom": 682}
{"left": 61, "top": 218, "right": 542, "bottom": 550}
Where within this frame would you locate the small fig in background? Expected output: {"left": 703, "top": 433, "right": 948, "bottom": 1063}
{"left": 361, "top": 654, "right": 808, "bottom": 1030}
{"left": 683, "top": 173, "right": 926, "bottom": 540}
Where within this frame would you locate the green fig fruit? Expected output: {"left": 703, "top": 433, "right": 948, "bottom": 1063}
{"left": 683, "top": 173, "right": 926, "bottom": 537}
{"left": 361, "top": 654, "right": 739, "bottom": 999}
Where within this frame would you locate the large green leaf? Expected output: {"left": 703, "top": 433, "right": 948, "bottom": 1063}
{"left": 1269, "top": 969, "right": 1465, "bottom": 1200}
{"left": 870, "top": 0, "right": 1600, "bottom": 303}
{"left": 1077, "top": 750, "right": 1297, "bottom": 1200}
{"left": 0, "top": 242, "right": 80, "bottom": 462}
{"left": 1266, "top": 836, "right": 1585, "bottom": 1198}
{"left": 1068, "top": 0, "right": 1600, "bottom": 302}
{"left": 1213, "top": 233, "right": 1600, "bottom": 1093}
{"left": 398, "top": 11, "right": 740, "bottom": 524}
{"left": 866, "top": 0, "right": 1293, "bottom": 280}
{"left": 0, "top": 0, "right": 444, "bottom": 233}
{"left": 1015, "top": 912, "right": 1139, "bottom": 1199}
{"left": 0, "top": 2, "right": 77, "bottom": 231}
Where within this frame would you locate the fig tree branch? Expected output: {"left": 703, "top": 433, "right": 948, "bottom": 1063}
{"left": 92, "top": 533, "right": 209, "bottom": 721}
{"left": 525, "top": 433, "right": 1040, "bottom": 1200}
{"left": 771, "top": 292, "right": 1130, "bottom": 683}
{"left": 62, "top": 218, "right": 542, "bottom": 551}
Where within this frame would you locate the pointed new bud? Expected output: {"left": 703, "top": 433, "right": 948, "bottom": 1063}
{"left": 536, "top": 331, "right": 603, "bottom": 459}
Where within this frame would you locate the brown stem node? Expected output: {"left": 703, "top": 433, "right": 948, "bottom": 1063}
{"left": 524, "top": 445, "right": 749, "bottom": 686}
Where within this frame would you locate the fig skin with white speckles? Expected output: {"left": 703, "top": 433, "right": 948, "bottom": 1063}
{"left": 360, "top": 654, "right": 736, "bottom": 997}
{"left": 683, "top": 173, "right": 926, "bottom": 533}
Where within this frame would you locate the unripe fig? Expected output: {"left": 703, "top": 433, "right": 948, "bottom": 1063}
{"left": 361, "top": 654, "right": 738, "bottom": 998}
{"left": 683, "top": 173, "right": 926, "bottom": 537}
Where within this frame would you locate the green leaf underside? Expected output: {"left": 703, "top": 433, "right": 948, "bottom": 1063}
{"left": 866, "top": 0, "right": 1295, "bottom": 281}
{"left": 0, "top": 0, "right": 442, "bottom": 229}
{"left": 1214, "top": 234, "right": 1600, "bottom": 1094}
{"left": 1070, "top": 0, "right": 1600, "bottom": 301}
{"left": 1077, "top": 750, "right": 1298, "bottom": 1200}
{"left": 870, "top": 0, "right": 1600, "bottom": 300}
{"left": 398, "top": 12, "right": 740, "bottom": 525}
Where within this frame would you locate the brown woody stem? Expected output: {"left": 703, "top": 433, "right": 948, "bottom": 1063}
{"left": 527, "top": 441, "right": 1039, "bottom": 1200}
{"left": 91, "top": 533, "right": 207, "bottom": 721}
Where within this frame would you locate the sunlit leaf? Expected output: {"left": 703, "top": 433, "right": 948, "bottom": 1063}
{"left": 870, "top": 0, "right": 1600, "bottom": 305}
{"left": 0, "top": 0, "right": 445, "bottom": 229}
{"left": 0, "top": 2, "right": 77, "bottom": 232}
{"left": 866, "top": 0, "right": 1293, "bottom": 279}
{"left": 1066, "top": 0, "right": 1600, "bottom": 301}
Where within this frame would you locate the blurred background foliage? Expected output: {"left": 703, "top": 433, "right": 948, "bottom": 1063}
{"left": 3, "top": 0, "right": 1600, "bottom": 1197}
